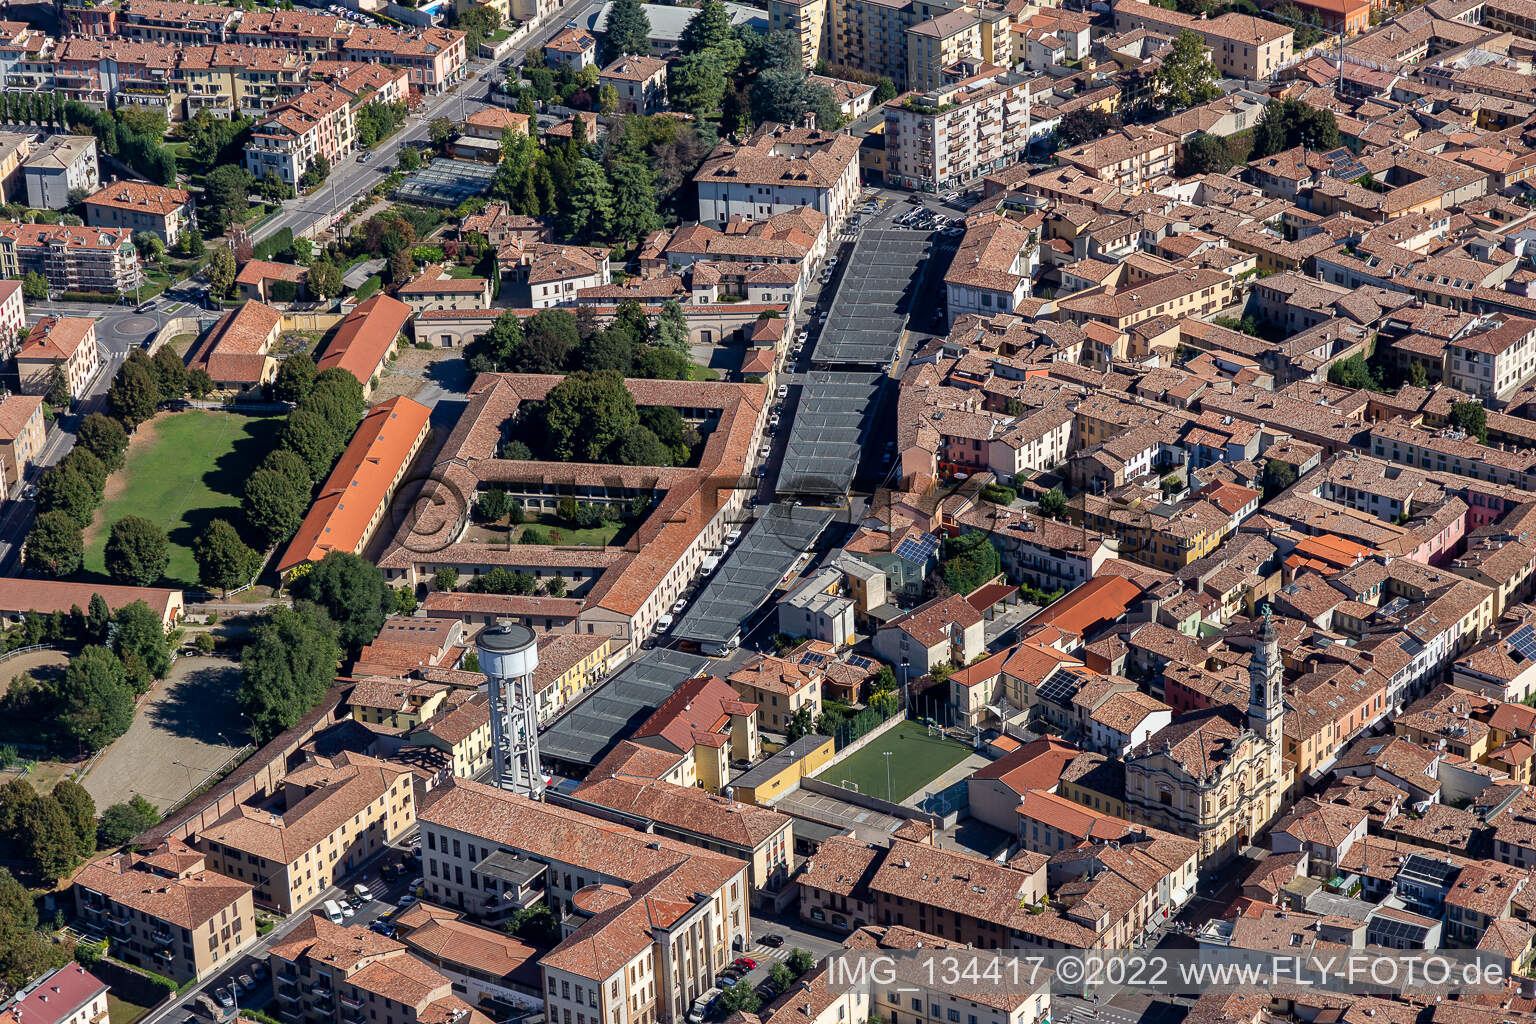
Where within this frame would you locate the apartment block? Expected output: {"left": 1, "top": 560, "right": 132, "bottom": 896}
{"left": 245, "top": 83, "right": 358, "bottom": 187}
{"left": 906, "top": 9, "right": 981, "bottom": 94}
{"left": 883, "top": 66, "right": 1037, "bottom": 193}
{"left": 268, "top": 915, "right": 493, "bottom": 1024}
{"left": 1111, "top": 0, "right": 1291, "bottom": 80}
{"left": 695, "top": 123, "right": 862, "bottom": 231}
{"left": 197, "top": 751, "right": 416, "bottom": 914}
{"left": 418, "top": 780, "right": 750, "bottom": 1024}
{"left": 0, "top": 392, "right": 45, "bottom": 492}
{"left": 22, "top": 136, "right": 98, "bottom": 210}
{"left": 74, "top": 839, "right": 256, "bottom": 984}
{"left": 82, "top": 181, "right": 195, "bottom": 247}
{"left": 16, "top": 316, "right": 101, "bottom": 400}
{"left": 0, "top": 222, "right": 142, "bottom": 295}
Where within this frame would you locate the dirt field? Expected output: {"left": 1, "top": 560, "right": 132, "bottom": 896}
{"left": 0, "top": 648, "right": 69, "bottom": 698}
{"left": 83, "top": 655, "right": 249, "bottom": 812}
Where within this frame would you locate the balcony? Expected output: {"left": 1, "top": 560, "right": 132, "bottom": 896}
{"left": 151, "top": 928, "right": 175, "bottom": 944}
{"left": 155, "top": 949, "right": 175, "bottom": 963}
{"left": 341, "top": 995, "right": 364, "bottom": 1010}
{"left": 311, "top": 985, "right": 333, "bottom": 998}
{"left": 276, "top": 985, "right": 301, "bottom": 1002}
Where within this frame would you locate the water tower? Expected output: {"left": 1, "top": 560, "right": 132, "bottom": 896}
{"left": 476, "top": 623, "right": 543, "bottom": 799}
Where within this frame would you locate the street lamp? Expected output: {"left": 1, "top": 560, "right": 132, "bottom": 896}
{"left": 882, "top": 750, "right": 893, "bottom": 802}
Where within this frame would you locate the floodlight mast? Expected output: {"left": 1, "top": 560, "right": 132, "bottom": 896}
{"left": 477, "top": 623, "right": 544, "bottom": 799}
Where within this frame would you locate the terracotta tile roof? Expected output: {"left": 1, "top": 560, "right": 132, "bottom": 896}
{"left": 970, "top": 736, "right": 1080, "bottom": 795}
{"left": 400, "top": 912, "right": 539, "bottom": 984}
{"left": 268, "top": 914, "right": 405, "bottom": 973}
{"left": 278, "top": 396, "right": 431, "bottom": 574}
{"left": 188, "top": 301, "right": 281, "bottom": 385}
{"left": 575, "top": 774, "right": 792, "bottom": 848}
{"left": 631, "top": 675, "right": 754, "bottom": 755}
{"left": 599, "top": 54, "right": 666, "bottom": 81}
{"left": 317, "top": 294, "right": 411, "bottom": 388}
{"left": 202, "top": 752, "right": 410, "bottom": 865}
{"left": 234, "top": 259, "right": 307, "bottom": 286}
{"left": 798, "top": 835, "right": 881, "bottom": 897}
{"left": 695, "top": 124, "right": 860, "bottom": 190}
{"left": 75, "top": 843, "right": 251, "bottom": 932}
{"left": 886, "top": 593, "right": 983, "bottom": 648}
{"left": 82, "top": 181, "right": 190, "bottom": 218}
{"left": 19, "top": 317, "right": 93, "bottom": 362}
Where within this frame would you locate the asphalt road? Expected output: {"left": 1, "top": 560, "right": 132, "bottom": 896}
{"left": 252, "top": 0, "right": 606, "bottom": 246}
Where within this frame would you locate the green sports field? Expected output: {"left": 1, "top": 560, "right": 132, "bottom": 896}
{"left": 824, "top": 720, "right": 972, "bottom": 803}
{"left": 85, "top": 410, "right": 283, "bottom": 587}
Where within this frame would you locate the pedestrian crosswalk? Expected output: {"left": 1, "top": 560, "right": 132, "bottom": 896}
{"left": 749, "top": 944, "right": 793, "bottom": 964}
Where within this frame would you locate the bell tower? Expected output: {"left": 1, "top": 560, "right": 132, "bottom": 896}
{"left": 1248, "top": 604, "right": 1286, "bottom": 824}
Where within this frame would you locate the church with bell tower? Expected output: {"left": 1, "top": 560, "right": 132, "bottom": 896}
{"left": 1123, "top": 606, "right": 1292, "bottom": 866}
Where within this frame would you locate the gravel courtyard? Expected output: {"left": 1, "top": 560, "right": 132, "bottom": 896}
{"left": 83, "top": 655, "right": 249, "bottom": 812}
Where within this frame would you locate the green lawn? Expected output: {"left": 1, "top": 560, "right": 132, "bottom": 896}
{"left": 107, "top": 993, "right": 153, "bottom": 1024}
{"left": 466, "top": 511, "right": 626, "bottom": 548}
{"left": 824, "top": 720, "right": 971, "bottom": 803}
{"left": 85, "top": 410, "right": 284, "bottom": 587}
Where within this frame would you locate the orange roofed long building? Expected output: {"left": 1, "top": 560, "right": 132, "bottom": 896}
{"left": 278, "top": 395, "right": 432, "bottom": 578}
{"left": 317, "top": 293, "right": 411, "bottom": 399}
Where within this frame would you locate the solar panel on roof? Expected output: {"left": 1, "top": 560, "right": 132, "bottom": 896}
{"left": 1509, "top": 624, "right": 1536, "bottom": 661}
{"left": 896, "top": 532, "right": 940, "bottom": 566}
{"left": 845, "top": 655, "right": 875, "bottom": 670}
{"left": 1035, "top": 667, "right": 1079, "bottom": 708}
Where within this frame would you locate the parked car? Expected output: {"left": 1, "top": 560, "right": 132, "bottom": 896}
{"left": 238, "top": 975, "right": 257, "bottom": 993}
{"left": 758, "top": 445, "right": 771, "bottom": 459}
{"left": 216, "top": 989, "right": 234, "bottom": 1010}
{"left": 758, "top": 934, "right": 785, "bottom": 948}
{"left": 776, "top": 384, "right": 788, "bottom": 399}
{"left": 252, "top": 962, "right": 270, "bottom": 981}
{"left": 671, "top": 599, "right": 688, "bottom": 615}
{"left": 353, "top": 883, "right": 375, "bottom": 902}
{"left": 733, "top": 957, "right": 758, "bottom": 971}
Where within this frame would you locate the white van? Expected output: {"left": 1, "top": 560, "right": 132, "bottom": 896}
{"left": 654, "top": 614, "right": 675, "bottom": 634}
{"left": 352, "top": 883, "right": 375, "bottom": 903}
{"left": 725, "top": 529, "right": 742, "bottom": 546}
{"left": 699, "top": 555, "right": 721, "bottom": 577}
{"left": 323, "top": 900, "right": 345, "bottom": 924}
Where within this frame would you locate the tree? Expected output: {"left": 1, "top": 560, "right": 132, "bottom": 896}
{"left": 209, "top": 245, "right": 237, "bottom": 296}
{"left": 274, "top": 351, "right": 317, "bottom": 404}
{"left": 612, "top": 424, "right": 673, "bottom": 466}
{"left": 575, "top": 326, "right": 634, "bottom": 373}
{"left": 263, "top": 448, "right": 313, "bottom": 490}
{"left": 0, "top": 865, "right": 70, "bottom": 988}
{"left": 428, "top": 117, "right": 457, "bottom": 149}
{"left": 434, "top": 567, "right": 459, "bottom": 592}
{"left": 1056, "top": 108, "right": 1121, "bottom": 149}
{"left": 1179, "top": 131, "right": 1234, "bottom": 175}
{"left": 20, "top": 270, "right": 47, "bottom": 301}
{"left": 188, "top": 369, "right": 214, "bottom": 399}
{"left": 299, "top": 153, "right": 331, "bottom": 190}
{"left": 874, "top": 77, "right": 897, "bottom": 103}
{"left": 566, "top": 158, "right": 615, "bottom": 241}
{"left": 602, "top": 0, "right": 652, "bottom": 62}
{"left": 787, "top": 949, "right": 816, "bottom": 976}
{"left": 104, "top": 515, "right": 169, "bottom": 587}
{"left": 55, "top": 646, "right": 135, "bottom": 753}
{"left": 1154, "top": 31, "right": 1220, "bottom": 113}
{"left": 114, "top": 600, "right": 171, "bottom": 691}
{"left": 546, "top": 574, "right": 566, "bottom": 597}
{"left": 108, "top": 358, "right": 160, "bottom": 429}
{"left": 1451, "top": 400, "right": 1488, "bottom": 444}
{"left": 608, "top": 161, "right": 661, "bottom": 241}
{"left": 25, "top": 511, "right": 84, "bottom": 577}
{"left": 786, "top": 704, "right": 815, "bottom": 741}
{"left": 281, "top": 407, "right": 343, "bottom": 478}
{"left": 309, "top": 367, "right": 366, "bottom": 426}
{"left": 133, "top": 230, "right": 165, "bottom": 264}
{"left": 19, "top": 791, "right": 78, "bottom": 883}
{"left": 668, "top": 52, "right": 729, "bottom": 118}
{"left": 399, "top": 146, "right": 422, "bottom": 173}
{"left": 1328, "top": 353, "right": 1377, "bottom": 391}
{"left": 196, "top": 519, "right": 262, "bottom": 597}
{"left": 203, "top": 164, "right": 253, "bottom": 236}
{"left": 293, "top": 551, "right": 389, "bottom": 657}
{"left": 506, "top": 902, "right": 562, "bottom": 946}
{"left": 51, "top": 780, "right": 97, "bottom": 859}
{"left": 35, "top": 461, "right": 98, "bottom": 527}
{"left": 1261, "top": 458, "right": 1296, "bottom": 500}
{"left": 239, "top": 604, "right": 342, "bottom": 743}
{"left": 87, "top": 593, "right": 110, "bottom": 644}
{"left": 716, "top": 981, "right": 760, "bottom": 1016}
{"left": 151, "top": 345, "right": 187, "bottom": 402}
{"left": 770, "top": 963, "right": 796, "bottom": 992}
{"left": 680, "top": 0, "right": 744, "bottom": 66}
{"left": 243, "top": 467, "right": 309, "bottom": 547}
{"left": 44, "top": 364, "right": 71, "bottom": 408}
{"left": 63, "top": 446, "right": 106, "bottom": 501}
{"left": 477, "top": 487, "right": 511, "bottom": 522}
{"left": 389, "top": 247, "right": 415, "bottom": 285}
{"left": 308, "top": 257, "right": 342, "bottom": 300}
{"left": 96, "top": 795, "right": 160, "bottom": 849}
{"left": 1038, "top": 488, "right": 1069, "bottom": 522}
{"left": 653, "top": 299, "right": 690, "bottom": 355}
{"left": 1251, "top": 97, "right": 1339, "bottom": 159}
{"left": 941, "top": 532, "right": 1001, "bottom": 596}
{"left": 542, "top": 370, "right": 641, "bottom": 461}
{"left": 78, "top": 413, "right": 129, "bottom": 471}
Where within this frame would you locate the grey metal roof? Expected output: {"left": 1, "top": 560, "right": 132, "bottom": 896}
{"left": 729, "top": 734, "right": 834, "bottom": 789}
{"left": 588, "top": 0, "right": 766, "bottom": 42}
{"left": 777, "top": 371, "right": 883, "bottom": 496}
{"left": 674, "top": 503, "right": 834, "bottom": 646}
{"left": 812, "top": 228, "right": 931, "bottom": 367}
{"left": 539, "top": 647, "right": 710, "bottom": 768}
